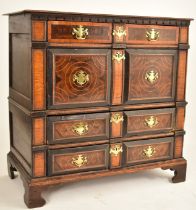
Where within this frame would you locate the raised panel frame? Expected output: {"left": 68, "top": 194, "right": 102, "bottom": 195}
{"left": 48, "top": 21, "right": 112, "bottom": 44}
{"left": 125, "top": 24, "right": 179, "bottom": 45}
{"left": 124, "top": 108, "right": 176, "bottom": 137}
{"left": 47, "top": 48, "right": 111, "bottom": 109}
{"left": 124, "top": 49, "right": 178, "bottom": 104}
{"left": 47, "top": 112, "right": 110, "bottom": 144}
{"left": 48, "top": 144, "right": 109, "bottom": 175}
{"left": 123, "top": 137, "right": 174, "bottom": 166}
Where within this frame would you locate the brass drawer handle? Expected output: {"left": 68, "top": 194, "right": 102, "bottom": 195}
{"left": 72, "top": 25, "right": 88, "bottom": 40}
{"left": 110, "top": 113, "right": 124, "bottom": 124}
{"left": 112, "top": 26, "right": 126, "bottom": 38}
{"left": 145, "top": 70, "right": 159, "bottom": 84}
{"left": 145, "top": 116, "right": 158, "bottom": 128}
{"left": 73, "top": 70, "right": 89, "bottom": 86}
{"left": 72, "top": 122, "right": 88, "bottom": 136}
{"left": 143, "top": 146, "right": 156, "bottom": 158}
{"left": 110, "top": 145, "right": 123, "bottom": 156}
{"left": 146, "top": 29, "right": 159, "bottom": 41}
{"left": 112, "top": 52, "right": 125, "bottom": 63}
{"left": 72, "top": 154, "right": 88, "bottom": 167}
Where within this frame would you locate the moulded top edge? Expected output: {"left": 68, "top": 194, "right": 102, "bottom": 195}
{"left": 3, "top": 9, "right": 193, "bottom": 22}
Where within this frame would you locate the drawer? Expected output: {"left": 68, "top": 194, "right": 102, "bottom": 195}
{"left": 47, "top": 48, "right": 111, "bottom": 109}
{"left": 126, "top": 25, "right": 179, "bottom": 45}
{"left": 47, "top": 113, "right": 109, "bottom": 144}
{"left": 124, "top": 108, "right": 175, "bottom": 136}
{"left": 48, "top": 21, "right": 112, "bottom": 43}
{"left": 48, "top": 144, "right": 109, "bottom": 175}
{"left": 125, "top": 49, "right": 177, "bottom": 104}
{"left": 123, "top": 137, "right": 174, "bottom": 166}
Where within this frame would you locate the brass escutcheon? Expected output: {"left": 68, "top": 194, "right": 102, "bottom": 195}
{"left": 146, "top": 28, "right": 159, "bottom": 41}
{"left": 72, "top": 25, "right": 88, "bottom": 40}
{"left": 112, "top": 26, "right": 126, "bottom": 38}
{"left": 145, "top": 116, "right": 158, "bottom": 128}
{"left": 110, "top": 145, "right": 123, "bottom": 156}
{"left": 110, "top": 113, "right": 124, "bottom": 124}
{"left": 145, "top": 70, "right": 159, "bottom": 84}
{"left": 72, "top": 122, "right": 88, "bottom": 136}
{"left": 73, "top": 70, "right": 89, "bottom": 86}
{"left": 112, "top": 52, "right": 126, "bottom": 63}
{"left": 72, "top": 154, "right": 88, "bottom": 167}
{"left": 143, "top": 146, "right": 156, "bottom": 158}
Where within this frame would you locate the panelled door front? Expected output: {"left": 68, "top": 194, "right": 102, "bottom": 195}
{"left": 47, "top": 48, "right": 111, "bottom": 109}
{"left": 124, "top": 49, "right": 178, "bottom": 104}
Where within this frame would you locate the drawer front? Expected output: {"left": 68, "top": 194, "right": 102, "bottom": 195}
{"left": 48, "top": 21, "right": 112, "bottom": 43}
{"left": 126, "top": 25, "right": 179, "bottom": 45}
{"left": 47, "top": 113, "right": 109, "bottom": 144}
{"left": 123, "top": 137, "right": 173, "bottom": 166}
{"left": 47, "top": 48, "right": 111, "bottom": 109}
{"left": 125, "top": 49, "right": 177, "bottom": 104}
{"left": 124, "top": 108, "right": 175, "bottom": 136}
{"left": 48, "top": 144, "right": 109, "bottom": 175}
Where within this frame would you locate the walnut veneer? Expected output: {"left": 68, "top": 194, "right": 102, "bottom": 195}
{"left": 6, "top": 10, "right": 192, "bottom": 208}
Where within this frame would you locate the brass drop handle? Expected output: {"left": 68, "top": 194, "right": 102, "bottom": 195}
{"left": 73, "top": 70, "right": 89, "bottom": 86}
{"left": 143, "top": 146, "right": 156, "bottom": 158}
{"left": 72, "top": 25, "right": 88, "bottom": 40}
{"left": 72, "top": 154, "right": 88, "bottom": 167}
{"left": 112, "top": 52, "right": 125, "bottom": 63}
{"left": 112, "top": 27, "right": 126, "bottom": 38}
{"left": 110, "top": 145, "right": 123, "bottom": 156}
{"left": 72, "top": 122, "right": 89, "bottom": 136}
{"left": 145, "top": 70, "right": 159, "bottom": 84}
{"left": 146, "top": 28, "right": 159, "bottom": 41}
{"left": 110, "top": 113, "right": 124, "bottom": 124}
{"left": 145, "top": 116, "right": 158, "bottom": 128}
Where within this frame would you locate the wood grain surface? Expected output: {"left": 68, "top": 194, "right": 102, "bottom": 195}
{"left": 47, "top": 113, "right": 109, "bottom": 144}
{"left": 124, "top": 137, "right": 173, "bottom": 166}
{"left": 32, "top": 49, "right": 45, "bottom": 110}
{"left": 32, "top": 21, "right": 46, "bottom": 41}
{"left": 126, "top": 49, "right": 177, "bottom": 104}
{"left": 48, "top": 144, "right": 109, "bottom": 175}
{"left": 48, "top": 21, "right": 112, "bottom": 43}
{"left": 33, "top": 152, "right": 46, "bottom": 177}
{"left": 112, "top": 50, "right": 124, "bottom": 105}
{"left": 176, "top": 50, "right": 188, "bottom": 101}
{"left": 125, "top": 108, "right": 175, "bottom": 136}
{"left": 33, "top": 118, "right": 46, "bottom": 146}
{"left": 126, "top": 25, "right": 179, "bottom": 45}
{"left": 48, "top": 48, "right": 111, "bottom": 108}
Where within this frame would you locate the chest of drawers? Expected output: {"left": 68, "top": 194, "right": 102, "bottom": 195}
{"left": 6, "top": 10, "right": 192, "bottom": 208}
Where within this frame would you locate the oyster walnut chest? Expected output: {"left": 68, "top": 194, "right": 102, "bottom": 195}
{"left": 7, "top": 10, "right": 192, "bottom": 208}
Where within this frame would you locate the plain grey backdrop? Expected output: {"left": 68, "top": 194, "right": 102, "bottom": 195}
{"left": 0, "top": 0, "right": 196, "bottom": 209}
